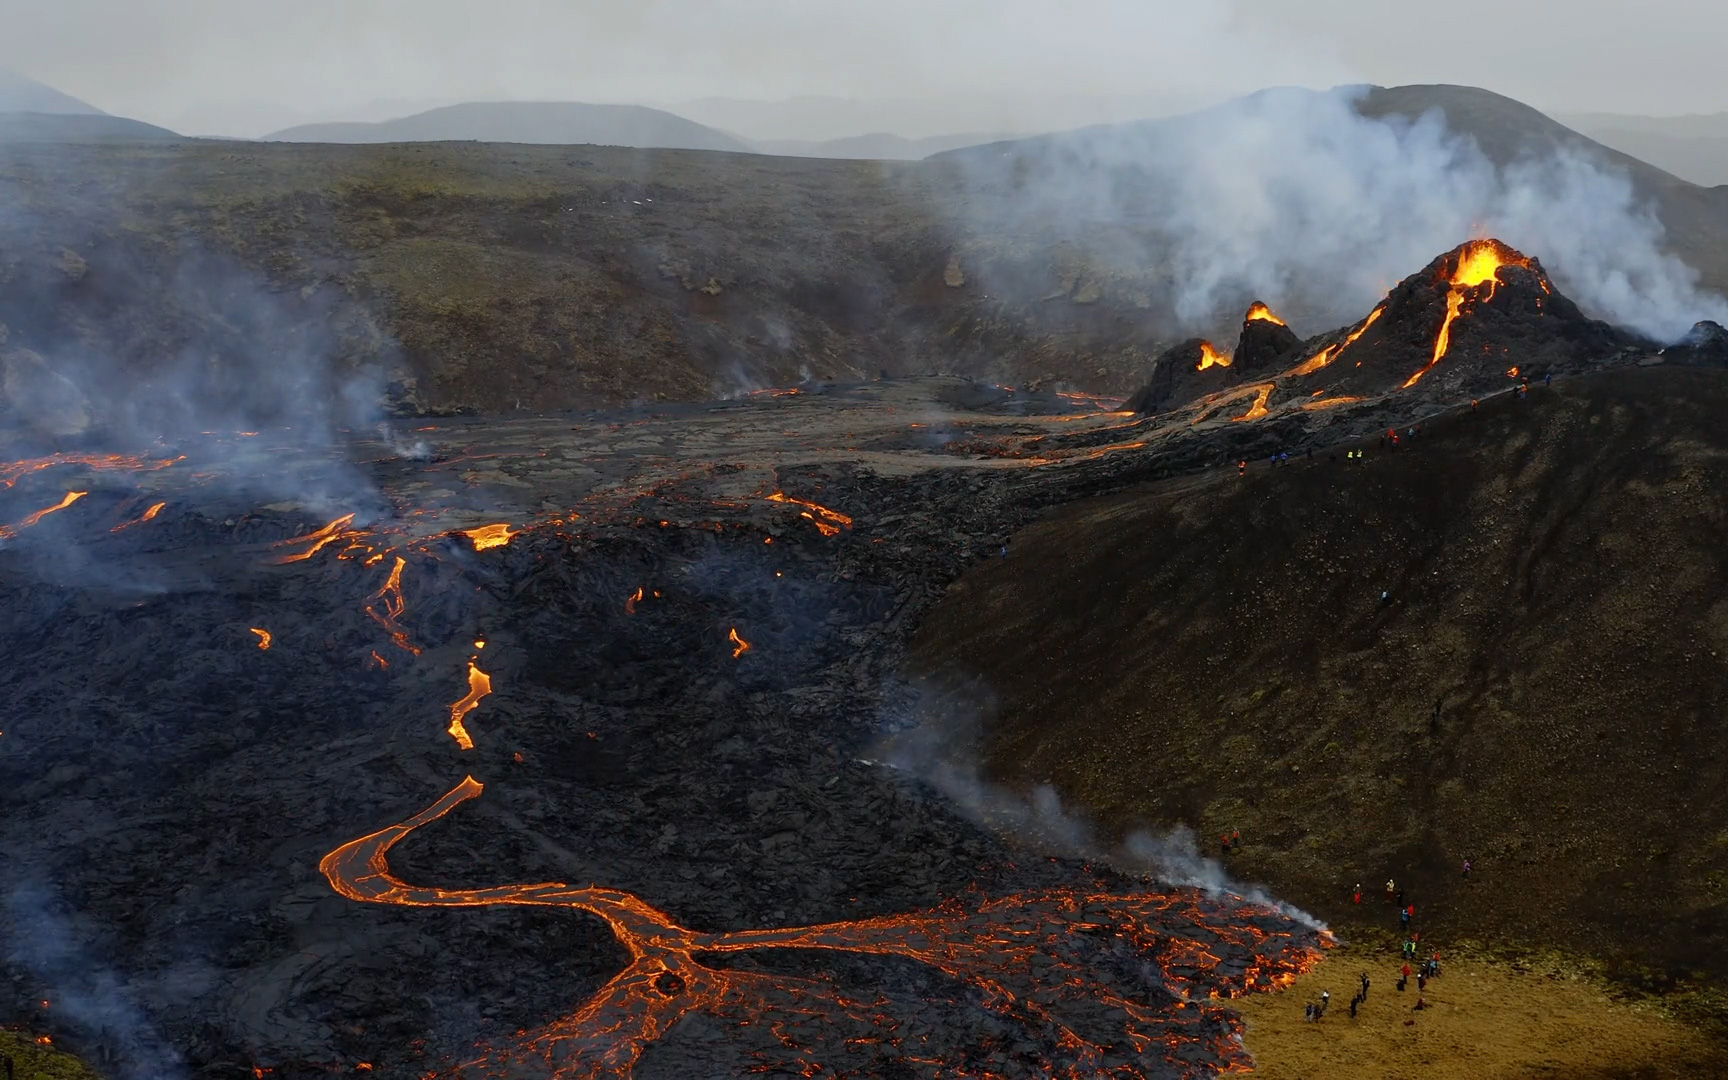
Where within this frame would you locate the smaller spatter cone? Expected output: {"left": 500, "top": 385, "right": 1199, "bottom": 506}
{"left": 1661, "top": 320, "right": 1728, "bottom": 366}
{"left": 1285, "top": 239, "right": 1631, "bottom": 398}
{"left": 1230, "top": 301, "right": 1303, "bottom": 379}
{"left": 1123, "top": 337, "right": 1233, "bottom": 414}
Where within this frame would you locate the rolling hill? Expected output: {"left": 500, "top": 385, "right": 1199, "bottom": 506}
{"left": 264, "top": 101, "right": 751, "bottom": 152}
{"left": 908, "top": 364, "right": 1728, "bottom": 984}
{"left": 0, "top": 83, "right": 1725, "bottom": 417}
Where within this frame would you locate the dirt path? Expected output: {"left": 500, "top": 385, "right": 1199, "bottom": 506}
{"left": 1238, "top": 947, "right": 1725, "bottom": 1078}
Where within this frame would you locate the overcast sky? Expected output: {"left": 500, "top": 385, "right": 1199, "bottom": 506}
{"left": 1, "top": 0, "right": 1723, "bottom": 137}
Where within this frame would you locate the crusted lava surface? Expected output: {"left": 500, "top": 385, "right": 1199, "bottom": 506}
{"left": 0, "top": 380, "right": 1331, "bottom": 1080}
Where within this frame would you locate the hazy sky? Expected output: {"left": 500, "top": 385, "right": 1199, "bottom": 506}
{"left": 1, "top": 0, "right": 1724, "bottom": 137}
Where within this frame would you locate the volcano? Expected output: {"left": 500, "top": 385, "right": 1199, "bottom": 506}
{"left": 1126, "top": 240, "right": 1639, "bottom": 419}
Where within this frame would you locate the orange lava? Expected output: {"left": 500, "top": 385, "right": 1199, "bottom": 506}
{"left": 273, "top": 514, "right": 360, "bottom": 564}
{"left": 250, "top": 628, "right": 272, "bottom": 651}
{"left": 1195, "top": 341, "right": 1232, "bottom": 371}
{"left": 1300, "top": 395, "right": 1365, "bottom": 411}
{"left": 1244, "top": 301, "right": 1286, "bottom": 326}
{"left": 463, "top": 523, "right": 516, "bottom": 551}
{"left": 0, "top": 453, "right": 181, "bottom": 490}
{"left": 111, "top": 501, "right": 167, "bottom": 532}
{"left": 625, "top": 587, "right": 644, "bottom": 615}
{"left": 766, "top": 492, "right": 852, "bottom": 536}
{"left": 1289, "top": 304, "right": 1384, "bottom": 376}
{"left": 447, "top": 662, "right": 492, "bottom": 751}
{"left": 729, "top": 628, "right": 751, "bottom": 659}
{"left": 365, "top": 557, "right": 422, "bottom": 656}
{"left": 321, "top": 779, "right": 1324, "bottom": 1080}
{"left": 1406, "top": 239, "right": 1534, "bottom": 389}
{"left": 0, "top": 490, "right": 88, "bottom": 539}
{"left": 1233, "top": 384, "right": 1276, "bottom": 422}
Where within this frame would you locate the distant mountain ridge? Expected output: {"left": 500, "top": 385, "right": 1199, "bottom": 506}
{"left": 1560, "top": 111, "right": 1728, "bottom": 187}
{"left": 0, "top": 70, "right": 105, "bottom": 115}
{"left": 265, "top": 101, "right": 752, "bottom": 152}
{"left": 754, "top": 131, "right": 1018, "bottom": 160}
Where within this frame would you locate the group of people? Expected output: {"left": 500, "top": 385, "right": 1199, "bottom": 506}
{"left": 1315, "top": 875, "right": 1448, "bottom": 1019}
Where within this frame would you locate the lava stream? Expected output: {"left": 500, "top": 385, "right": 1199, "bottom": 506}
{"left": 766, "top": 492, "right": 852, "bottom": 536}
{"left": 1405, "top": 239, "right": 1533, "bottom": 389}
{"left": 1289, "top": 304, "right": 1383, "bottom": 377}
{"left": 111, "top": 501, "right": 167, "bottom": 532}
{"left": 273, "top": 514, "right": 360, "bottom": 564}
{"left": 447, "top": 662, "right": 492, "bottom": 751}
{"left": 365, "top": 557, "right": 422, "bottom": 656}
{"left": 250, "top": 628, "right": 272, "bottom": 651}
{"left": 320, "top": 779, "right": 1323, "bottom": 1080}
{"left": 729, "top": 628, "right": 751, "bottom": 658}
{"left": 0, "top": 491, "right": 88, "bottom": 539}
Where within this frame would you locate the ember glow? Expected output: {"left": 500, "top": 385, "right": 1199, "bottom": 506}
{"left": 447, "top": 662, "right": 492, "bottom": 751}
{"left": 321, "top": 779, "right": 1322, "bottom": 1080}
{"left": 250, "top": 628, "right": 272, "bottom": 651}
{"left": 1244, "top": 301, "right": 1286, "bottom": 326}
{"left": 0, "top": 490, "right": 88, "bottom": 539}
{"left": 729, "top": 628, "right": 751, "bottom": 658}
{"left": 1405, "top": 240, "right": 1534, "bottom": 389}
{"left": 625, "top": 587, "right": 644, "bottom": 614}
{"left": 1195, "top": 341, "right": 1232, "bottom": 371}
{"left": 462, "top": 523, "right": 516, "bottom": 551}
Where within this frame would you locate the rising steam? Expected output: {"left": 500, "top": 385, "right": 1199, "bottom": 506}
{"left": 949, "top": 85, "right": 1728, "bottom": 343}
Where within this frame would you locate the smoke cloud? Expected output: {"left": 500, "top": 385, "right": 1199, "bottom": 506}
{"left": 882, "top": 685, "right": 1327, "bottom": 930}
{"left": 3, "top": 881, "right": 188, "bottom": 1080}
{"left": 950, "top": 85, "right": 1728, "bottom": 343}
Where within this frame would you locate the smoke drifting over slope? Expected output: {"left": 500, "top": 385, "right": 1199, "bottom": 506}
{"left": 948, "top": 86, "right": 1728, "bottom": 343}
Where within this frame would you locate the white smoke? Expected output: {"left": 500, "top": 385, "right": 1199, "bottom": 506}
{"left": 953, "top": 85, "right": 1728, "bottom": 343}
{"left": 880, "top": 691, "right": 1328, "bottom": 931}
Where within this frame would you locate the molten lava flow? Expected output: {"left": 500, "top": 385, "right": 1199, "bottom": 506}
{"left": 321, "top": 779, "right": 1323, "bottom": 1080}
{"left": 1405, "top": 239, "right": 1535, "bottom": 389}
{"left": 1289, "top": 305, "right": 1384, "bottom": 376}
{"left": 0, "top": 491, "right": 89, "bottom": 539}
{"left": 624, "top": 587, "right": 644, "bottom": 615}
{"left": 273, "top": 514, "right": 359, "bottom": 564}
{"left": 766, "top": 492, "right": 852, "bottom": 536}
{"left": 1233, "top": 384, "right": 1276, "bottom": 422}
{"left": 1195, "top": 341, "right": 1232, "bottom": 371}
{"left": 368, "top": 651, "right": 388, "bottom": 671}
{"left": 447, "top": 662, "right": 492, "bottom": 751}
{"left": 365, "top": 557, "right": 422, "bottom": 656}
{"left": 1301, "top": 395, "right": 1365, "bottom": 411}
{"left": 1245, "top": 301, "right": 1286, "bottom": 326}
{"left": 463, "top": 523, "right": 516, "bottom": 551}
{"left": 111, "top": 501, "right": 166, "bottom": 533}
{"left": 729, "top": 628, "right": 751, "bottom": 659}
{"left": 250, "top": 628, "right": 272, "bottom": 651}
{"left": 0, "top": 453, "right": 181, "bottom": 490}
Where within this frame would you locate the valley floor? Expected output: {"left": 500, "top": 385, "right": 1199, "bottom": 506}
{"left": 1239, "top": 946, "right": 1725, "bottom": 1079}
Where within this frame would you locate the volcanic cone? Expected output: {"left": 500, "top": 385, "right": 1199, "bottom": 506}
{"left": 1231, "top": 302, "right": 1302, "bottom": 377}
{"left": 1284, "top": 239, "right": 1631, "bottom": 398}
{"left": 1124, "top": 338, "right": 1233, "bottom": 415}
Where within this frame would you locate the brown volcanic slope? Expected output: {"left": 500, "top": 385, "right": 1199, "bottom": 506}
{"left": 909, "top": 365, "right": 1728, "bottom": 981}
{"left": 0, "top": 85, "right": 1724, "bottom": 417}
